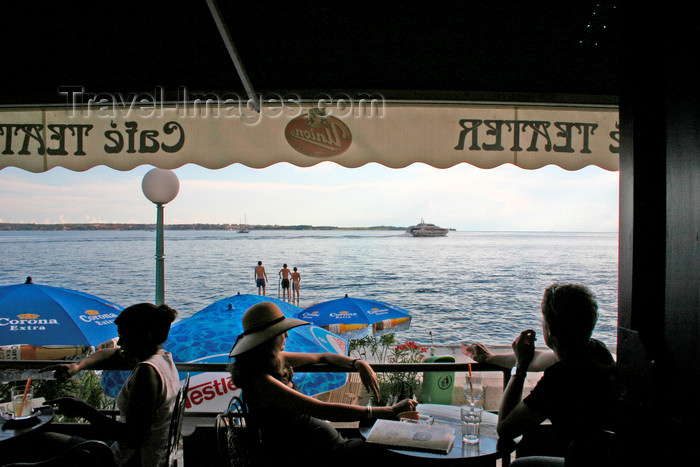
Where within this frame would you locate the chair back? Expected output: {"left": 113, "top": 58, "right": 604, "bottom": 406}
{"left": 164, "top": 373, "right": 190, "bottom": 467}
{"left": 216, "top": 394, "right": 265, "bottom": 467}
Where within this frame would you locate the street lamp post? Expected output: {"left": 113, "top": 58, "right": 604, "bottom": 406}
{"left": 142, "top": 168, "right": 180, "bottom": 305}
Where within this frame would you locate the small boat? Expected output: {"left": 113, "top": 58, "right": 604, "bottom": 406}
{"left": 237, "top": 214, "right": 250, "bottom": 233}
{"left": 406, "top": 218, "right": 448, "bottom": 237}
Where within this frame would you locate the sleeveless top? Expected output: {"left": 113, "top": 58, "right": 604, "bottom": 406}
{"left": 111, "top": 350, "right": 181, "bottom": 466}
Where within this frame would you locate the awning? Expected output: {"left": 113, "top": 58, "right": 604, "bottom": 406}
{"left": 0, "top": 102, "right": 619, "bottom": 173}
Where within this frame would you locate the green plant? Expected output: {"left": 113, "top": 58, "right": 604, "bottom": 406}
{"left": 349, "top": 333, "right": 397, "bottom": 363}
{"left": 39, "top": 372, "right": 114, "bottom": 407}
{"left": 349, "top": 334, "right": 428, "bottom": 405}
{"left": 1, "top": 372, "right": 115, "bottom": 422}
{"left": 383, "top": 340, "right": 429, "bottom": 403}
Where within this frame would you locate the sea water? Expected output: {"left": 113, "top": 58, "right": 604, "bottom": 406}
{"left": 0, "top": 230, "right": 618, "bottom": 346}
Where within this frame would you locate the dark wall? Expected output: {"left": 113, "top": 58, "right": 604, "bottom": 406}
{"left": 617, "top": 4, "right": 700, "bottom": 463}
{"left": 663, "top": 53, "right": 700, "bottom": 456}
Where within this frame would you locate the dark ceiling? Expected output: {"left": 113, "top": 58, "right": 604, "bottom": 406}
{"left": 1, "top": 1, "right": 619, "bottom": 106}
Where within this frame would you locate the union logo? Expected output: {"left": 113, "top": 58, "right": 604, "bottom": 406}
{"left": 285, "top": 108, "right": 352, "bottom": 158}
{"left": 17, "top": 313, "right": 39, "bottom": 319}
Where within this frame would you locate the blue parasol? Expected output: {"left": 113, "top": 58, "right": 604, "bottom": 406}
{"left": 296, "top": 295, "right": 412, "bottom": 339}
{"left": 0, "top": 281, "right": 122, "bottom": 349}
{"left": 101, "top": 294, "right": 349, "bottom": 410}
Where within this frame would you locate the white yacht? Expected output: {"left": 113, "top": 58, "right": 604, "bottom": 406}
{"left": 406, "top": 219, "right": 448, "bottom": 237}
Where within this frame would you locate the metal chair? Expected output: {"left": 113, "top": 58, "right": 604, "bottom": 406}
{"left": 3, "top": 440, "right": 116, "bottom": 467}
{"left": 164, "top": 373, "right": 190, "bottom": 467}
{"left": 216, "top": 395, "right": 266, "bottom": 467}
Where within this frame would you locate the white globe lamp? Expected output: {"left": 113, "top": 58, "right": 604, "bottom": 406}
{"left": 142, "top": 168, "right": 180, "bottom": 204}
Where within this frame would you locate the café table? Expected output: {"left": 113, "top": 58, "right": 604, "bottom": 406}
{"left": 0, "top": 406, "right": 55, "bottom": 446}
{"left": 360, "top": 403, "right": 514, "bottom": 466}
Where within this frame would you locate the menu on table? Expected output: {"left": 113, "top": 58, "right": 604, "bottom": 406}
{"left": 366, "top": 419, "right": 455, "bottom": 454}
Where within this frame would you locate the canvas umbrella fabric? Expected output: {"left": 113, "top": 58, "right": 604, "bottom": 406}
{"left": 0, "top": 281, "right": 122, "bottom": 351}
{"left": 296, "top": 295, "right": 412, "bottom": 339}
{"left": 100, "top": 294, "right": 349, "bottom": 412}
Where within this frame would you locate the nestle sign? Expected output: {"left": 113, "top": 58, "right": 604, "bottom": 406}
{"left": 285, "top": 109, "right": 352, "bottom": 157}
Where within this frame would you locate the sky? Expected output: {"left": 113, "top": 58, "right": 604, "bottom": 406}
{"left": 0, "top": 162, "right": 619, "bottom": 232}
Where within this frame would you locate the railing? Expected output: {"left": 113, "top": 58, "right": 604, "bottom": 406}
{"left": 297, "top": 361, "right": 513, "bottom": 387}
{"left": 0, "top": 360, "right": 511, "bottom": 383}
{"left": 1, "top": 360, "right": 513, "bottom": 413}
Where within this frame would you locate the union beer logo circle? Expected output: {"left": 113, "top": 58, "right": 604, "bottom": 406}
{"left": 285, "top": 109, "right": 352, "bottom": 157}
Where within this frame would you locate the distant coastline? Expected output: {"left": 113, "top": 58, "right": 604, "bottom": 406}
{"left": 0, "top": 223, "right": 408, "bottom": 232}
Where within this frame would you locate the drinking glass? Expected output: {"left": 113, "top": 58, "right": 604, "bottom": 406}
{"left": 11, "top": 383, "right": 33, "bottom": 418}
{"left": 460, "top": 405, "right": 483, "bottom": 444}
{"left": 464, "top": 373, "right": 483, "bottom": 407}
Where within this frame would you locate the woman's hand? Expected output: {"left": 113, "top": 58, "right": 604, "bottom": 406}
{"left": 40, "top": 362, "right": 80, "bottom": 382}
{"left": 390, "top": 398, "right": 418, "bottom": 418}
{"left": 47, "top": 395, "right": 94, "bottom": 419}
{"left": 354, "top": 360, "right": 380, "bottom": 402}
{"left": 512, "top": 329, "right": 536, "bottom": 371}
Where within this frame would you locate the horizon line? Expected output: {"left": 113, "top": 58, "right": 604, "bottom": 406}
{"left": 0, "top": 222, "right": 619, "bottom": 234}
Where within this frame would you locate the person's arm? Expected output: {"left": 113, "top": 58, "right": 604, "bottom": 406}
{"left": 284, "top": 351, "right": 379, "bottom": 401}
{"left": 252, "top": 373, "right": 415, "bottom": 421}
{"left": 465, "top": 342, "right": 558, "bottom": 372}
{"left": 40, "top": 348, "right": 128, "bottom": 381}
{"left": 497, "top": 330, "right": 546, "bottom": 440}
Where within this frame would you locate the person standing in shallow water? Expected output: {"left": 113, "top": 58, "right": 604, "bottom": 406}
{"left": 279, "top": 263, "right": 291, "bottom": 301}
{"left": 255, "top": 261, "right": 268, "bottom": 295}
{"left": 291, "top": 266, "right": 301, "bottom": 303}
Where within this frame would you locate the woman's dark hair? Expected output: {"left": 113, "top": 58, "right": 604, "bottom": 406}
{"left": 229, "top": 335, "right": 293, "bottom": 389}
{"left": 114, "top": 303, "right": 178, "bottom": 345}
